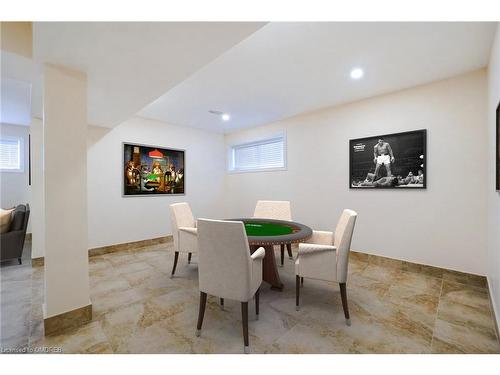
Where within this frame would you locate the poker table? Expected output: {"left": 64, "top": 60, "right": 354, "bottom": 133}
{"left": 229, "top": 218, "right": 313, "bottom": 291}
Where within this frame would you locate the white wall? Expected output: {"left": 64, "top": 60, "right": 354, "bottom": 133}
{"left": 87, "top": 116, "right": 226, "bottom": 249}
{"left": 487, "top": 24, "right": 500, "bottom": 330}
{"left": 225, "top": 70, "right": 488, "bottom": 276}
{"left": 43, "top": 64, "right": 90, "bottom": 317}
{"left": 0, "top": 122, "right": 31, "bottom": 231}
{"left": 30, "top": 117, "right": 44, "bottom": 259}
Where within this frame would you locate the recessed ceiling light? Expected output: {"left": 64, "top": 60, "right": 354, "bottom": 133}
{"left": 350, "top": 68, "right": 364, "bottom": 80}
{"left": 209, "top": 110, "right": 230, "bottom": 121}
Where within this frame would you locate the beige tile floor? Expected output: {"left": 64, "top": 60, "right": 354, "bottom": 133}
{"left": 1, "top": 240, "right": 499, "bottom": 354}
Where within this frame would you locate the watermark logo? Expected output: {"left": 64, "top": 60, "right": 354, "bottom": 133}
{"left": 1, "top": 346, "right": 63, "bottom": 354}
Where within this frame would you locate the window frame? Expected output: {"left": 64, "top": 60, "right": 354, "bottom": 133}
{"left": 227, "top": 132, "right": 287, "bottom": 174}
{"left": 0, "top": 135, "right": 24, "bottom": 173}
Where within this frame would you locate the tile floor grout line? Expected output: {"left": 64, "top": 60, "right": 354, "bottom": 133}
{"left": 429, "top": 278, "right": 445, "bottom": 352}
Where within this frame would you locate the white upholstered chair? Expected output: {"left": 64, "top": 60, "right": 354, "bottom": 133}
{"left": 195, "top": 218, "right": 265, "bottom": 354}
{"left": 295, "top": 209, "right": 357, "bottom": 326}
{"left": 253, "top": 200, "right": 293, "bottom": 266}
{"left": 169, "top": 202, "right": 197, "bottom": 277}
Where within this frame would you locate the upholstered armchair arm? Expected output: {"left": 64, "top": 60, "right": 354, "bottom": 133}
{"left": 179, "top": 227, "right": 197, "bottom": 235}
{"left": 298, "top": 243, "right": 336, "bottom": 256}
{"left": 308, "top": 230, "right": 334, "bottom": 245}
{"left": 251, "top": 247, "right": 265, "bottom": 261}
{"left": 250, "top": 247, "right": 265, "bottom": 294}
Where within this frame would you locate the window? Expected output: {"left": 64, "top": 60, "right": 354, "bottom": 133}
{"left": 0, "top": 136, "right": 24, "bottom": 172}
{"left": 229, "top": 134, "right": 286, "bottom": 173}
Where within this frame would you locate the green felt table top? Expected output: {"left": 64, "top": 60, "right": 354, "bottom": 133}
{"left": 243, "top": 221, "right": 294, "bottom": 237}
{"left": 146, "top": 173, "right": 162, "bottom": 180}
{"left": 228, "top": 218, "right": 312, "bottom": 245}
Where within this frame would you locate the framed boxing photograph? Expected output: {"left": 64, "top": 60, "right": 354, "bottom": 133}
{"left": 496, "top": 100, "right": 500, "bottom": 191}
{"left": 349, "top": 129, "right": 427, "bottom": 189}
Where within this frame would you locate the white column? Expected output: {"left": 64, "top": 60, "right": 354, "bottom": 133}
{"left": 43, "top": 64, "right": 90, "bottom": 319}
{"left": 30, "top": 117, "right": 45, "bottom": 260}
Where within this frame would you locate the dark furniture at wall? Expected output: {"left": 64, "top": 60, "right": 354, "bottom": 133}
{"left": 1, "top": 204, "right": 30, "bottom": 265}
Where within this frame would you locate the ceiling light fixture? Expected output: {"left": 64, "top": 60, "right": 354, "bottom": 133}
{"left": 350, "top": 67, "right": 364, "bottom": 80}
{"left": 209, "top": 110, "right": 230, "bottom": 121}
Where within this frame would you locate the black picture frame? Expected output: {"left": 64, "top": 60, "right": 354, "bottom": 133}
{"left": 122, "top": 142, "right": 185, "bottom": 196}
{"left": 496, "top": 101, "right": 500, "bottom": 191}
{"left": 349, "top": 129, "right": 427, "bottom": 189}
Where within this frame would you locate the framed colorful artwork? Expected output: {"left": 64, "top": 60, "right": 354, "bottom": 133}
{"left": 123, "top": 143, "right": 185, "bottom": 196}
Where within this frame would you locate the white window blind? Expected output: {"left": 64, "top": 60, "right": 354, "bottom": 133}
{"left": 0, "top": 137, "right": 22, "bottom": 172}
{"left": 230, "top": 136, "right": 286, "bottom": 172}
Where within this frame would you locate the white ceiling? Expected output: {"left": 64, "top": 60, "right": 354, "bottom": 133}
{"left": 1, "top": 22, "right": 497, "bottom": 132}
{"left": 139, "top": 22, "right": 497, "bottom": 133}
{"left": 31, "top": 22, "right": 266, "bottom": 127}
{"left": 0, "top": 77, "right": 32, "bottom": 126}
{"left": 0, "top": 50, "right": 41, "bottom": 126}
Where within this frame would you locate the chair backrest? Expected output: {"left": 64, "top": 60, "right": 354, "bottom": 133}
{"left": 20, "top": 204, "right": 30, "bottom": 251}
{"left": 22, "top": 204, "right": 30, "bottom": 232}
{"left": 197, "top": 219, "right": 253, "bottom": 302}
{"left": 169, "top": 203, "right": 195, "bottom": 250}
{"left": 10, "top": 204, "right": 28, "bottom": 232}
{"left": 253, "top": 200, "right": 292, "bottom": 221}
{"left": 333, "top": 209, "right": 358, "bottom": 283}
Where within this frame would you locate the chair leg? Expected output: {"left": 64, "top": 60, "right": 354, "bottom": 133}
{"left": 18, "top": 258, "right": 22, "bottom": 265}
{"left": 301, "top": 277, "right": 304, "bottom": 287}
{"left": 339, "top": 283, "right": 351, "bottom": 326}
{"left": 280, "top": 244, "right": 285, "bottom": 266}
{"left": 170, "top": 251, "right": 179, "bottom": 278}
{"left": 296, "top": 275, "right": 300, "bottom": 311}
{"left": 188, "top": 253, "right": 192, "bottom": 264}
{"left": 286, "top": 243, "right": 293, "bottom": 259}
{"left": 241, "top": 302, "right": 249, "bottom": 353}
{"left": 220, "top": 298, "right": 224, "bottom": 310}
{"left": 255, "top": 288, "right": 260, "bottom": 320}
{"left": 196, "top": 292, "right": 207, "bottom": 336}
